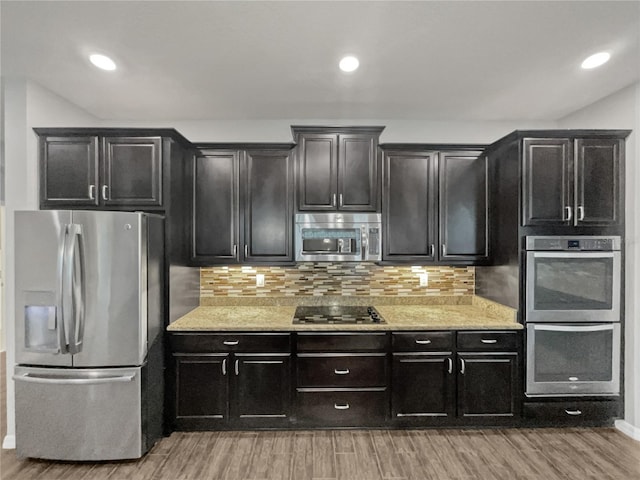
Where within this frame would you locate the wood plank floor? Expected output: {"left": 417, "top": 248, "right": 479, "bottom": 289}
{"left": 2, "top": 353, "right": 640, "bottom": 480}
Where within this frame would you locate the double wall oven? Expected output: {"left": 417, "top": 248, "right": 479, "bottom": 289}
{"left": 524, "top": 236, "right": 622, "bottom": 397}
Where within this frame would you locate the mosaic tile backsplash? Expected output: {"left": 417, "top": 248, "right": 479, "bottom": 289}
{"left": 200, "top": 263, "right": 474, "bottom": 298}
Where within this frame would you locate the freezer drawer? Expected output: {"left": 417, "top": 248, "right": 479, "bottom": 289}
{"left": 14, "top": 365, "right": 144, "bottom": 461}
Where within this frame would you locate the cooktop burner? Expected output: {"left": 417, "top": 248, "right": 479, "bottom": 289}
{"left": 292, "top": 305, "right": 386, "bottom": 324}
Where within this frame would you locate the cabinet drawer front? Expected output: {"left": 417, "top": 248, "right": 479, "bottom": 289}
{"left": 524, "top": 401, "right": 619, "bottom": 425}
{"left": 457, "top": 331, "right": 519, "bottom": 351}
{"left": 296, "top": 389, "right": 387, "bottom": 426}
{"left": 170, "top": 333, "right": 291, "bottom": 353}
{"left": 296, "top": 332, "right": 388, "bottom": 352}
{"left": 392, "top": 332, "right": 454, "bottom": 352}
{"left": 297, "top": 354, "right": 387, "bottom": 387}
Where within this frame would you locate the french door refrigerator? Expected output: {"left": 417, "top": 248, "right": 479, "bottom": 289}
{"left": 13, "top": 210, "right": 164, "bottom": 461}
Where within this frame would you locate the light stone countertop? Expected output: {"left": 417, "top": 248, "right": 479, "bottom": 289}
{"left": 167, "top": 296, "right": 521, "bottom": 331}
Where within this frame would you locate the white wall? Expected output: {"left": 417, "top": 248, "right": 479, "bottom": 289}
{"left": 559, "top": 81, "right": 640, "bottom": 438}
{"left": 98, "top": 118, "right": 555, "bottom": 144}
{"left": 1, "top": 78, "right": 99, "bottom": 449}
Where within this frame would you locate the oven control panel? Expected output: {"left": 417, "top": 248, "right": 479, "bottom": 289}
{"left": 525, "top": 236, "right": 621, "bottom": 251}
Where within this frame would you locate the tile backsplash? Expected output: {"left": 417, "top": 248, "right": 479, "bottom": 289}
{"left": 200, "top": 263, "right": 474, "bottom": 298}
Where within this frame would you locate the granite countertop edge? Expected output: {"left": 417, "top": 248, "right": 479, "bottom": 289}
{"left": 167, "top": 295, "right": 522, "bottom": 332}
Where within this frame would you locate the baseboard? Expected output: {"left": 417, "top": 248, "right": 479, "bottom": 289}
{"left": 615, "top": 419, "right": 640, "bottom": 441}
{"left": 2, "top": 434, "right": 16, "bottom": 449}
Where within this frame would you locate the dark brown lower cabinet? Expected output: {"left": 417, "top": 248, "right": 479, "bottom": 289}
{"left": 171, "top": 333, "right": 292, "bottom": 430}
{"left": 391, "top": 331, "right": 521, "bottom": 427}
{"left": 523, "top": 400, "right": 620, "bottom": 426}
{"left": 457, "top": 352, "right": 519, "bottom": 421}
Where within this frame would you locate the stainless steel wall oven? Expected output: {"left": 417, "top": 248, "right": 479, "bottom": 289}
{"left": 524, "top": 236, "right": 622, "bottom": 397}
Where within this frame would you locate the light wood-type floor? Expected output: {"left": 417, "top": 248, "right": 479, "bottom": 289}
{"left": 2, "top": 353, "right": 640, "bottom": 480}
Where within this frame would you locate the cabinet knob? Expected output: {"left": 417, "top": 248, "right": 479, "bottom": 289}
{"left": 480, "top": 339, "right": 497, "bottom": 344}
{"left": 334, "top": 368, "right": 350, "bottom": 375}
{"left": 332, "top": 194, "right": 337, "bottom": 207}
{"left": 222, "top": 358, "right": 227, "bottom": 376}
{"left": 88, "top": 184, "right": 96, "bottom": 200}
{"left": 415, "top": 339, "right": 432, "bottom": 345}
{"left": 339, "top": 193, "right": 343, "bottom": 207}
{"left": 460, "top": 358, "right": 466, "bottom": 375}
{"left": 429, "top": 244, "right": 435, "bottom": 257}
{"left": 223, "top": 340, "right": 239, "bottom": 346}
{"left": 577, "top": 206, "right": 585, "bottom": 221}
{"left": 447, "top": 357, "right": 453, "bottom": 374}
{"left": 101, "top": 185, "right": 109, "bottom": 201}
{"left": 334, "top": 403, "right": 350, "bottom": 410}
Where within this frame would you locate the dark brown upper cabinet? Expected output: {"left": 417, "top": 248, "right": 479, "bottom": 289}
{"left": 382, "top": 147, "right": 488, "bottom": 265}
{"left": 293, "top": 126, "right": 384, "bottom": 212}
{"left": 190, "top": 145, "right": 295, "bottom": 265}
{"left": 522, "top": 137, "right": 624, "bottom": 227}
{"left": 36, "top": 128, "right": 190, "bottom": 211}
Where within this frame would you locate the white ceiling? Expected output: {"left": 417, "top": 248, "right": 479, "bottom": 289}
{"left": 2, "top": 0, "right": 639, "bottom": 122}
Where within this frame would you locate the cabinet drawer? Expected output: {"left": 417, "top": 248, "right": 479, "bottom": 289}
{"left": 457, "top": 331, "right": 519, "bottom": 351}
{"left": 297, "top": 354, "right": 387, "bottom": 387}
{"left": 170, "top": 333, "right": 291, "bottom": 353}
{"left": 296, "top": 332, "right": 388, "bottom": 352}
{"left": 296, "top": 389, "right": 387, "bottom": 426}
{"left": 524, "top": 401, "right": 620, "bottom": 425}
{"left": 392, "top": 331, "right": 454, "bottom": 352}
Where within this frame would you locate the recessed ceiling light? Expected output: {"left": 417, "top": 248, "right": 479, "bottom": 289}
{"left": 89, "top": 53, "right": 117, "bottom": 71}
{"left": 581, "top": 52, "right": 610, "bottom": 70}
{"left": 339, "top": 56, "right": 359, "bottom": 73}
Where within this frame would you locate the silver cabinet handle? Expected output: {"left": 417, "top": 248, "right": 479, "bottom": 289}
{"left": 460, "top": 358, "right": 466, "bottom": 375}
{"left": 235, "top": 359, "right": 239, "bottom": 376}
{"left": 334, "top": 404, "right": 350, "bottom": 410}
{"left": 447, "top": 357, "right": 453, "bottom": 374}
{"left": 101, "top": 185, "right": 108, "bottom": 200}
{"left": 565, "top": 409, "right": 582, "bottom": 416}
{"left": 480, "top": 339, "right": 497, "bottom": 344}
{"left": 88, "top": 184, "right": 95, "bottom": 200}
{"left": 441, "top": 244, "right": 447, "bottom": 257}
{"left": 565, "top": 206, "right": 572, "bottom": 221}
{"left": 429, "top": 244, "right": 435, "bottom": 257}
{"left": 332, "top": 193, "right": 337, "bottom": 207}
{"left": 233, "top": 244, "right": 238, "bottom": 257}
{"left": 339, "top": 193, "right": 343, "bottom": 207}
{"left": 244, "top": 245, "right": 249, "bottom": 257}
{"left": 415, "top": 339, "right": 432, "bottom": 345}
{"left": 222, "top": 358, "right": 227, "bottom": 375}
{"left": 578, "top": 206, "right": 585, "bottom": 221}
{"left": 223, "top": 340, "right": 239, "bottom": 346}
{"left": 334, "top": 369, "right": 350, "bottom": 375}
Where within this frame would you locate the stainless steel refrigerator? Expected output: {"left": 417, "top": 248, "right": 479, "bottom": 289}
{"left": 13, "top": 210, "right": 164, "bottom": 461}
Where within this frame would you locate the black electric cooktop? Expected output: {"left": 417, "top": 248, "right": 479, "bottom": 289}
{"left": 292, "top": 305, "right": 386, "bottom": 324}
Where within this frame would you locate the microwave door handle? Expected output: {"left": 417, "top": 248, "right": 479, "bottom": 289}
{"left": 361, "top": 230, "right": 368, "bottom": 260}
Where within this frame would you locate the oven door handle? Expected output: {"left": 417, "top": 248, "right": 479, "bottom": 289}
{"left": 534, "top": 324, "right": 615, "bottom": 332}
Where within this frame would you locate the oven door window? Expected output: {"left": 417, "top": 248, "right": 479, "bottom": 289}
{"left": 532, "top": 255, "right": 614, "bottom": 311}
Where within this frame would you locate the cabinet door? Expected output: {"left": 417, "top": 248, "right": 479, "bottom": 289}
{"left": 232, "top": 354, "right": 291, "bottom": 425}
{"left": 244, "top": 150, "right": 294, "bottom": 262}
{"left": 174, "top": 354, "right": 229, "bottom": 426}
{"left": 39, "top": 136, "right": 99, "bottom": 207}
{"left": 522, "top": 138, "right": 572, "bottom": 226}
{"left": 102, "top": 137, "right": 162, "bottom": 207}
{"left": 392, "top": 354, "right": 455, "bottom": 423}
{"left": 338, "top": 134, "right": 378, "bottom": 211}
{"left": 297, "top": 134, "right": 338, "bottom": 210}
{"left": 575, "top": 138, "right": 622, "bottom": 226}
{"left": 457, "top": 352, "right": 519, "bottom": 419}
{"left": 191, "top": 151, "right": 240, "bottom": 263}
{"left": 439, "top": 151, "right": 488, "bottom": 263}
{"left": 383, "top": 151, "right": 436, "bottom": 262}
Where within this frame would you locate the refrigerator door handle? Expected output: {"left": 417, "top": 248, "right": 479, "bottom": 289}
{"left": 13, "top": 372, "right": 136, "bottom": 385}
{"left": 70, "top": 224, "right": 86, "bottom": 354}
{"left": 56, "top": 226, "right": 69, "bottom": 354}
{"left": 63, "top": 224, "right": 85, "bottom": 355}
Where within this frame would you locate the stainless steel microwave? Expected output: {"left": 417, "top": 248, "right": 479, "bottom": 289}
{"left": 295, "top": 213, "right": 382, "bottom": 262}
